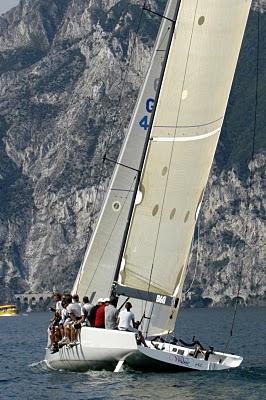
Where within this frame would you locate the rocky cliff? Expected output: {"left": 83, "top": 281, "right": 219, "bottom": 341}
{"left": 0, "top": 0, "right": 265, "bottom": 307}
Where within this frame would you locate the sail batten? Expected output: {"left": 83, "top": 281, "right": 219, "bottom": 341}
{"left": 72, "top": 0, "right": 177, "bottom": 300}
{"left": 151, "top": 127, "right": 221, "bottom": 142}
{"left": 73, "top": 0, "right": 251, "bottom": 337}
{"left": 153, "top": 116, "right": 224, "bottom": 129}
{"left": 118, "top": 0, "right": 251, "bottom": 335}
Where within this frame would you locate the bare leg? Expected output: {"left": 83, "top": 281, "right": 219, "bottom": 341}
{"left": 50, "top": 327, "right": 55, "bottom": 345}
{"left": 65, "top": 325, "right": 71, "bottom": 341}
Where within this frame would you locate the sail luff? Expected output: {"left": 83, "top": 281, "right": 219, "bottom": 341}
{"left": 72, "top": 0, "right": 177, "bottom": 300}
{"left": 119, "top": 0, "right": 252, "bottom": 336}
{"left": 113, "top": 1, "right": 182, "bottom": 285}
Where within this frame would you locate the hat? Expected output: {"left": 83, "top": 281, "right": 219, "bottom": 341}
{"left": 104, "top": 297, "right": 110, "bottom": 302}
{"left": 97, "top": 298, "right": 104, "bottom": 303}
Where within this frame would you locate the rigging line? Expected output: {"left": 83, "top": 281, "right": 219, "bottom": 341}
{"left": 143, "top": 302, "right": 154, "bottom": 338}
{"left": 75, "top": 1, "right": 149, "bottom": 291}
{"left": 102, "top": 0, "right": 151, "bottom": 158}
{"left": 153, "top": 116, "right": 224, "bottom": 129}
{"left": 82, "top": 175, "right": 138, "bottom": 295}
{"left": 105, "top": 0, "right": 175, "bottom": 164}
{"left": 102, "top": 18, "right": 173, "bottom": 194}
{"left": 143, "top": 6, "right": 176, "bottom": 23}
{"left": 105, "top": 0, "right": 147, "bottom": 127}
{"left": 141, "top": 0, "right": 184, "bottom": 328}
{"left": 103, "top": 155, "right": 141, "bottom": 173}
{"left": 144, "top": 0, "right": 201, "bottom": 335}
{"left": 225, "top": 7, "right": 260, "bottom": 352}
{"left": 155, "top": 13, "right": 175, "bottom": 51}
{"left": 128, "top": 1, "right": 183, "bottom": 327}
{"left": 114, "top": 0, "right": 182, "bottom": 290}
{"left": 97, "top": 0, "right": 149, "bottom": 153}
{"left": 184, "top": 219, "right": 200, "bottom": 295}
{"left": 146, "top": 0, "right": 199, "bottom": 299}
{"left": 77, "top": 0, "right": 174, "bottom": 294}
{"left": 103, "top": 0, "right": 172, "bottom": 157}
{"left": 86, "top": 0, "right": 149, "bottom": 204}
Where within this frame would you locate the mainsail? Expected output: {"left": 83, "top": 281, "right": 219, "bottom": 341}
{"left": 116, "top": 0, "right": 251, "bottom": 336}
{"left": 74, "top": 0, "right": 251, "bottom": 337}
{"left": 73, "top": 1, "right": 177, "bottom": 300}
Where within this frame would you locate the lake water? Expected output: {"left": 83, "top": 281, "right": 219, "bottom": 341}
{"left": 0, "top": 307, "right": 265, "bottom": 399}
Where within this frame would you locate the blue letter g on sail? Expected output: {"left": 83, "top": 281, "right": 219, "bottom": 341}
{"left": 146, "top": 98, "right": 155, "bottom": 113}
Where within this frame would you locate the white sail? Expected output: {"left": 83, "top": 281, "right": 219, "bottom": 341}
{"left": 46, "top": 0, "right": 251, "bottom": 373}
{"left": 73, "top": 1, "right": 177, "bottom": 301}
{"left": 118, "top": 0, "right": 251, "bottom": 336}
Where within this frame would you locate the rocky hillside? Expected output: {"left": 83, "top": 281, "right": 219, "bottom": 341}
{"left": 0, "top": 0, "right": 265, "bottom": 307}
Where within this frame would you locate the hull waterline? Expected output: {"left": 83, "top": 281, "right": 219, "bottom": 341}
{"left": 45, "top": 327, "right": 139, "bottom": 371}
{"left": 44, "top": 328, "right": 242, "bottom": 372}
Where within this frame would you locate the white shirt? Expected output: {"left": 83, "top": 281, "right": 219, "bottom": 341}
{"left": 59, "top": 308, "right": 68, "bottom": 324}
{"left": 56, "top": 300, "right": 63, "bottom": 314}
{"left": 105, "top": 304, "right": 118, "bottom": 330}
{"left": 118, "top": 309, "right": 134, "bottom": 330}
{"left": 66, "top": 302, "right": 82, "bottom": 318}
{"left": 82, "top": 303, "right": 93, "bottom": 316}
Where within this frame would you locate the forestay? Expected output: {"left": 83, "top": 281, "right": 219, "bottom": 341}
{"left": 72, "top": 1, "right": 176, "bottom": 300}
{"left": 118, "top": 0, "right": 251, "bottom": 336}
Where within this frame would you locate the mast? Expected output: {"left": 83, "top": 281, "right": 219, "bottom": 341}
{"left": 73, "top": 0, "right": 251, "bottom": 338}
{"left": 72, "top": 0, "right": 176, "bottom": 300}
{"left": 113, "top": 0, "right": 182, "bottom": 285}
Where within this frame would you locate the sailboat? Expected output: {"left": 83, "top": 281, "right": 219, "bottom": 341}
{"left": 45, "top": 0, "right": 251, "bottom": 372}
{"left": 0, "top": 304, "right": 17, "bottom": 316}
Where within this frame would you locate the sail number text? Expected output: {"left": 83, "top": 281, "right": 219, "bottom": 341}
{"left": 156, "top": 294, "right": 166, "bottom": 304}
{"left": 139, "top": 98, "right": 155, "bottom": 130}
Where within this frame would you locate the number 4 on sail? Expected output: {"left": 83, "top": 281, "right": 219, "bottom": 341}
{"left": 45, "top": 0, "right": 252, "bottom": 372}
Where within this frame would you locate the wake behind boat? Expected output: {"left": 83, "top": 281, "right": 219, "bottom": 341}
{"left": 45, "top": 0, "right": 251, "bottom": 372}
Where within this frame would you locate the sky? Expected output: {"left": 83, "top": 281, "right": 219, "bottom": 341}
{"left": 0, "top": 0, "right": 19, "bottom": 15}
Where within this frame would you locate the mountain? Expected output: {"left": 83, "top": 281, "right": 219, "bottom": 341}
{"left": 0, "top": 0, "right": 265, "bottom": 307}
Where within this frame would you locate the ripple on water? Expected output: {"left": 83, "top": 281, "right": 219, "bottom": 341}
{"left": 1, "top": 310, "right": 265, "bottom": 400}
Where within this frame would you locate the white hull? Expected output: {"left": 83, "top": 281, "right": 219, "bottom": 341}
{"left": 0, "top": 313, "right": 17, "bottom": 317}
{"left": 45, "top": 327, "right": 242, "bottom": 372}
{"left": 45, "top": 327, "right": 138, "bottom": 371}
{"left": 126, "top": 343, "right": 242, "bottom": 372}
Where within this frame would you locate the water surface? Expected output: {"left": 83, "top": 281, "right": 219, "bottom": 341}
{"left": 0, "top": 307, "right": 265, "bottom": 399}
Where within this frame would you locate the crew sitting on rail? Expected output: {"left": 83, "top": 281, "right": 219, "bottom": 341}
{"left": 48, "top": 295, "right": 149, "bottom": 352}
{"left": 50, "top": 297, "right": 70, "bottom": 353}
{"left": 58, "top": 294, "right": 83, "bottom": 347}
{"left": 78, "top": 296, "right": 93, "bottom": 327}
{"left": 48, "top": 293, "right": 63, "bottom": 350}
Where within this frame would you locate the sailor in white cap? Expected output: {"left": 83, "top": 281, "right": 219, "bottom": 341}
{"left": 97, "top": 298, "right": 104, "bottom": 304}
